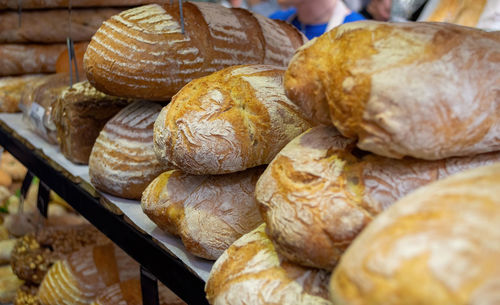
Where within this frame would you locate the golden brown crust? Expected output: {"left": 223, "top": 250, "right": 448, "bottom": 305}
{"left": 0, "top": 75, "right": 46, "bottom": 113}
{"left": 141, "top": 167, "right": 264, "bottom": 260}
{"left": 256, "top": 126, "right": 500, "bottom": 270}
{"left": 285, "top": 21, "right": 500, "bottom": 160}
{"left": 84, "top": 3, "right": 306, "bottom": 100}
{"left": 154, "top": 64, "right": 312, "bottom": 175}
{"left": 0, "top": 44, "right": 66, "bottom": 76}
{"left": 330, "top": 163, "right": 500, "bottom": 305}
{"left": 426, "top": 0, "right": 487, "bottom": 26}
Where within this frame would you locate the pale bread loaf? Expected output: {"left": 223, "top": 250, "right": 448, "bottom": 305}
{"left": 38, "top": 243, "right": 139, "bottom": 305}
{"left": 154, "top": 65, "right": 312, "bottom": 175}
{"left": 256, "top": 126, "right": 500, "bottom": 270}
{"left": 84, "top": 2, "right": 306, "bottom": 100}
{"left": 330, "top": 163, "right": 500, "bottom": 305}
{"left": 0, "top": 44, "right": 66, "bottom": 76}
{"left": 205, "top": 224, "right": 332, "bottom": 305}
{"left": 424, "top": 0, "right": 487, "bottom": 26}
{"left": 52, "top": 81, "right": 133, "bottom": 165}
{"left": 91, "top": 278, "right": 185, "bottom": 305}
{"left": 141, "top": 167, "right": 264, "bottom": 260}
{"left": 285, "top": 21, "right": 500, "bottom": 159}
{"left": 89, "top": 101, "right": 172, "bottom": 199}
{"left": 0, "top": 9, "right": 122, "bottom": 43}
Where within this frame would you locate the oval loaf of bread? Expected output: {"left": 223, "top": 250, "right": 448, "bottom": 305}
{"left": 330, "top": 163, "right": 500, "bottom": 305}
{"left": 205, "top": 223, "right": 332, "bottom": 305}
{"left": 84, "top": 2, "right": 307, "bottom": 100}
{"left": 285, "top": 21, "right": 500, "bottom": 160}
{"left": 89, "top": 101, "right": 172, "bottom": 199}
{"left": 154, "top": 65, "right": 312, "bottom": 175}
{"left": 141, "top": 167, "right": 264, "bottom": 260}
{"left": 256, "top": 126, "right": 500, "bottom": 270}
{"left": 38, "top": 243, "right": 139, "bottom": 305}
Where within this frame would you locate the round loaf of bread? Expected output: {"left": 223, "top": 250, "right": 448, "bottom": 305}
{"left": 141, "top": 167, "right": 264, "bottom": 260}
{"left": 154, "top": 64, "right": 312, "bottom": 175}
{"left": 84, "top": 2, "right": 306, "bottom": 100}
{"left": 285, "top": 21, "right": 500, "bottom": 160}
{"left": 89, "top": 101, "right": 172, "bottom": 199}
{"left": 256, "top": 126, "right": 500, "bottom": 270}
{"left": 205, "top": 223, "right": 332, "bottom": 305}
{"left": 330, "top": 163, "right": 500, "bottom": 305}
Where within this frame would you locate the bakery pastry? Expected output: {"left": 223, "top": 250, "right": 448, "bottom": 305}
{"left": 84, "top": 2, "right": 306, "bottom": 100}
{"left": 0, "top": 265, "right": 24, "bottom": 304}
{"left": 0, "top": 9, "right": 122, "bottom": 43}
{"left": 0, "top": 238, "right": 17, "bottom": 264}
{"left": 52, "top": 81, "right": 134, "bottom": 164}
{"left": 256, "top": 126, "right": 500, "bottom": 270}
{"left": 0, "top": 44, "right": 66, "bottom": 76}
{"left": 141, "top": 167, "right": 264, "bottom": 260}
{"left": 285, "top": 21, "right": 500, "bottom": 160}
{"left": 0, "top": 75, "right": 46, "bottom": 113}
{"left": 0, "top": 169, "right": 12, "bottom": 187}
{"left": 14, "top": 284, "right": 39, "bottom": 305}
{"left": 89, "top": 101, "right": 171, "bottom": 199}
{"left": 205, "top": 224, "right": 332, "bottom": 305}
{"left": 0, "top": 152, "right": 27, "bottom": 181}
{"left": 424, "top": 0, "right": 487, "bottom": 27}
{"left": 91, "top": 278, "right": 185, "bottom": 305}
{"left": 38, "top": 243, "right": 139, "bottom": 305}
{"left": 154, "top": 65, "right": 312, "bottom": 175}
{"left": 330, "top": 163, "right": 500, "bottom": 305}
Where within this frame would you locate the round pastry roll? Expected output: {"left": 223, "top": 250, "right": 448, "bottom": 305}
{"left": 330, "top": 163, "right": 500, "bottom": 305}
{"left": 256, "top": 125, "right": 500, "bottom": 270}
{"left": 205, "top": 223, "right": 332, "bottom": 305}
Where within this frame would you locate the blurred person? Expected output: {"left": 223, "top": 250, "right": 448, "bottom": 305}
{"left": 270, "top": 0, "right": 365, "bottom": 39}
{"left": 359, "top": 0, "right": 392, "bottom": 21}
{"left": 221, "top": 0, "right": 281, "bottom": 16}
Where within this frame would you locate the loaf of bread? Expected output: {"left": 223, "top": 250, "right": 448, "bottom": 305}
{"left": 154, "top": 65, "right": 312, "bottom": 175}
{"left": 0, "top": 0, "right": 156, "bottom": 9}
{"left": 91, "top": 278, "right": 186, "bottom": 305}
{"left": 424, "top": 0, "right": 487, "bottom": 26}
{"left": 330, "top": 163, "right": 500, "bottom": 305}
{"left": 256, "top": 126, "right": 500, "bottom": 270}
{"left": 84, "top": 2, "right": 306, "bottom": 100}
{"left": 142, "top": 167, "right": 264, "bottom": 260}
{"left": 89, "top": 101, "right": 171, "bottom": 199}
{"left": 0, "top": 9, "right": 122, "bottom": 44}
{"left": 14, "top": 284, "right": 39, "bottom": 305}
{"left": 0, "top": 75, "right": 45, "bottom": 113}
{"left": 205, "top": 224, "right": 332, "bottom": 305}
{"left": 55, "top": 42, "right": 88, "bottom": 79}
{"left": 0, "top": 265, "right": 23, "bottom": 304}
{"left": 285, "top": 21, "right": 500, "bottom": 160}
{"left": 52, "top": 81, "right": 133, "bottom": 164}
{"left": 0, "top": 44, "right": 66, "bottom": 76}
{"left": 38, "top": 243, "right": 139, "bottom": 305}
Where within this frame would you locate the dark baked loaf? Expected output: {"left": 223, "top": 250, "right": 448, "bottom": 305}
{"left": 52, "top": 81, "right": 134, "bottom": 164}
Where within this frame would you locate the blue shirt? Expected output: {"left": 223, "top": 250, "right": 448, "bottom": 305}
{"left": 270, "top": 8, "right": 365, "bottom": 40}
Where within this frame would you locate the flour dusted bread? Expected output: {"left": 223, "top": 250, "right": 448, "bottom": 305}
{"left": 84, "top": 2, "right": 306, "bottom": 100}
{"left": 0, "top": 44, "right": 66, "bottom": 76}
{"left": 91, "top": 278, "right": 185, "bottom": 305}
{"left": 52, "top": 81, "right": 133, "bottom": 164}
{"left": 141, "top": 167, "right": 264, "bottom": 260}
{"left": 0, "top": 9, "right": 122, "bottom": 44}
{"left": 285, "top": 21, "right": 500, "bottom": 160}
{"left": 205, "top": 224, "right": 332, "bottom": 305}
{"left": 256, "top": 126, "right": 500, "bottom": 270}
{"left": 89, "top": 101, "right": 172, "bottom": 199}
{"left": 330, "top": 163, "right": 500, "bottom": 305}
{"left": 38, "top": 243, "right": 139, "bottom": 305}
{"left": 154, "top": 65, "right": 312, "bottom": 175}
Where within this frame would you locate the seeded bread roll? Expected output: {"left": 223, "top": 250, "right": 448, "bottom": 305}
{"left": 89, "top": 101, "right": 172, "bottom": 199}
{"left": 0, "top": 9, "right": 122, "bottom": 44}
{"left": 330, "top": 163, "right": 500, "bottom": 305}
{"left": 424, "top": 0, "right": 487, "bottom": 27}
{"left": 52, "top": 81, "right": 133, "bottom": 164}
{"left": 285, "top": 21, "right": 500, "bottom": 160}
{"left": 38, "top": 243, "right": 139, "bottom": 305}
{"left": 154, "top": 65, "right": 312, "bottom": 175}
{"left": 84, "top": 2, "right": 306, "bottom": 100}
{"left": 256, "top": 126, "right": 500, "bottom": 270}
{"left": 205, "top": 224, "right": 332, "bottom": 305}
{"left": 141, "top": 167, "right": 264, "bottom": 260}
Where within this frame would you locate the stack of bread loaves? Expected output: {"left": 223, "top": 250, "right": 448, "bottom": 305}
{"left": 206, "top": 21, "right": 500, "bottom": 304}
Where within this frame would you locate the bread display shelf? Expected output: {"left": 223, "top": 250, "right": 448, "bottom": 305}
{"left": 0, "top": 113, "right": 211, "bottom": 305}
